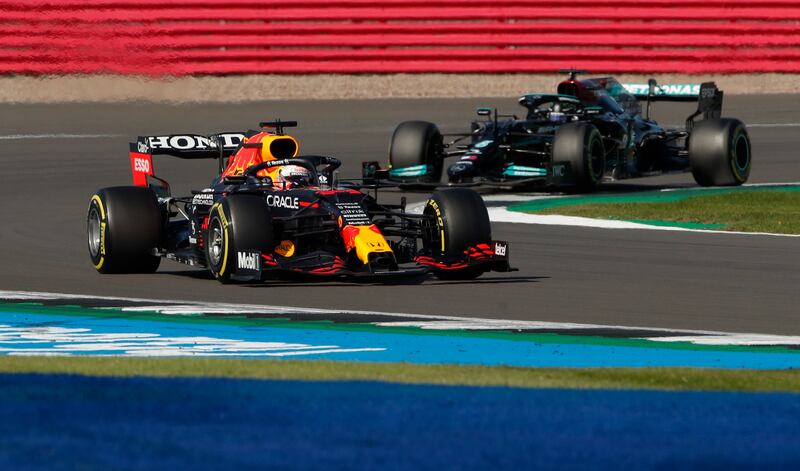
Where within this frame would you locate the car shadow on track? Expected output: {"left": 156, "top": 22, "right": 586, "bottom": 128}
{"left": 593, "top": 182, "right": 698, "bottom": 193}
{"left": 245, "top": 275, "right": 547, "bottom": 288}
{"left": 472, "top": 181, "right": 697, "bottom": 198}
{"left": 157, "top": 270, "right": 216, "bottom": 280}
{"left": 157, "top": 270, "right": 545, "bottom": 288}
{"left": 423, "top": 276, "right": 547, "bottom": 286}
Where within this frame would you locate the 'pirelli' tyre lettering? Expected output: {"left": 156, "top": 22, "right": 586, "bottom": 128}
{"left": 213, "top": 203, "right": 228, "bottom": 229}
{"left": 99, "top": 222, "right": 106, "bottom": 256}
{"left": 426, "top": 199, "right": 446, "bottom": 253}
{"left": 90, "top": 195, "right": 107, "bottom": 270}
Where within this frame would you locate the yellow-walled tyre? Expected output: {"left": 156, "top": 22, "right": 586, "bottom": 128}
{"left": 423, "top": 188, "right": 491, "bottom": 280}
{"left": 205, "top": 195, "right": 273, "bottom": 283}
{"left": 87, "top": 187, "right": 162, "bottom": 274}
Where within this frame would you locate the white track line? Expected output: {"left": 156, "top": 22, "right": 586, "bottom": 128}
{"left": 659, "top": 123, "right": 800, "bottom": 129}
{"left": 659, "top": 182, "right": 800, "bottom": 190}
{"left": 3, "top": 290, "right": 800, "bottom": 347}
{"left": 410, "top": 184, "right": 800, "bottom": 237}
{"left": 488, "top": 206, "right": 800, "bottom": 238}
{"left": 746, "top": 123, "right": 800, "bottom": 128}
{"left": 0, "top": 322, "right": 386, "bottom": 357}
{"left": 484, "top": 182, "right": 800, "bottom": 237}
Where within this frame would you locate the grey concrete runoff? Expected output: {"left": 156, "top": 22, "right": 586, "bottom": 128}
{"left": 2, "top": 74, "right": 799, "bottom": 103}
{"left": 1, "top": 95, "right": 799, "bottom": 334}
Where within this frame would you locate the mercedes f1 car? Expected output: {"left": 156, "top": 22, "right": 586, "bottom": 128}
{"left": 87, "top": 121, "right": 512, "bottom": 282}
{"left": 374, "top": 71, "right": 752, "bottom": 191}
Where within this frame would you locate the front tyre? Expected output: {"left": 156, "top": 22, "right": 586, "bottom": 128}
{"left": 553, "top": 122, "right": 605, "bottom": 192}
{"left": 689, "top": 118, "right": 751, "bottom": 186}
{"left": 205, "top": 194, "right": 274, "bottom": 283}
{"left": 389, "top": 120, "right": 444, "bottom": 183}
{"left": 424, "top": 188, "right": 491, "bottom": 280}
{"left": 87, "top": 186, "right": 162, "bottom": 274}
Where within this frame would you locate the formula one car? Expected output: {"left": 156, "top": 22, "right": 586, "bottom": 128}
{"left": 87, "top": 121, "right": 512, "bottom": 282}
{"left": 374, "top": 71, "right": 752, "bottom": 191}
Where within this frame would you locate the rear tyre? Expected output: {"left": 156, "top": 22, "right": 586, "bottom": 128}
{"left": 423, "top": 188, "right": 491, "bottom": 280}
{"left": 87, "top": 186, "right": 162, "bottom": 274}
{"left": 689, "top": 118, "right": 751, "bottom": 186}
{"left": 553, "top": 122, "right": 605, "bottom": 192}
{"left": 389, "top": 120, "right": 444, "bottom": 183}
{"left": 205, "top": 194, "right": 273, "bottom": 283}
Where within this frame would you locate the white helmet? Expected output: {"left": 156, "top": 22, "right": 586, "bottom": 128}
{"left": 276, "top": 165, "right": 312, "bottom": 189}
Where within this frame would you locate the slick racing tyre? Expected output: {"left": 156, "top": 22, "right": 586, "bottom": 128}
{"left": 87, "top": 186, "right": 162, "bottom": 274}
{"left": 424, "top": 188, "right": 491, "bottom": 280}
{"left": 689, "top": 118, "right": 751, "bottom": 186}
{"left": 553, "top": 122, "right": 605, "bottom": 192}
{"left": 205, "top": 194, "right": 273, "bottom": 283}
{"left": 389, "top": 121, "right": 444, "bottom": 183}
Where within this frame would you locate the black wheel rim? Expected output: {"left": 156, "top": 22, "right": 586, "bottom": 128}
{"left": 87, "top": 206, "right": 102, "bottom": 258}
{"left": 589, "top": 137, "right": 604, "bottom": 181}
{"left": 207, "top": 218, "right": 225, "bottom": 268}
{"left": 734, "top": 133, "right": 750, "bottom": 173}
{"left": 421, "top": 204, "right": 443, "bottom": 253}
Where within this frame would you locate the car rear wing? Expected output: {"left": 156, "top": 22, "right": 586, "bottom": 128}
{"left": 131, "top": 133, "right": 245, "bottom": 159}
{"left": 129, "top": 132, "right": 245, "bottom": 188}
{"left": 622, "top": 82, "right": 708, "bottom": 102}
{"left": 624, "top": 80, "right": 723, "bottom": 129}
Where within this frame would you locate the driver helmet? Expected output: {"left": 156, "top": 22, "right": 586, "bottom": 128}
{"left": 549, "top": 102, "right": 566, "bottom": 123}
{"left": 275, "top": 165, "right": 312, "bottom": 189}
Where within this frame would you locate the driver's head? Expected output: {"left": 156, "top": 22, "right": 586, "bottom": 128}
{"left": 549, "top": 102, "right": 566, "bottom": 123}
{"left": 275, "top": 165, "right": 312, "bottom": 189}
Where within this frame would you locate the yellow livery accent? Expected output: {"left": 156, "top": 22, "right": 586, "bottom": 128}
{"left": 259, "top": 135, "right": 299, "bottom": 161}
{"left": 275, "top": 240, "right": 295, "bottom": 257}
{"left": 344, "top": 224, "right": 393, "bottom": 265}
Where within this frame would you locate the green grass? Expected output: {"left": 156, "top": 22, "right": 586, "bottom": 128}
{"left": 530, "top": 191, "right": 800, "bottom": 234}
{"left": 1, "top": 356, "right": 799, "bottom": 392}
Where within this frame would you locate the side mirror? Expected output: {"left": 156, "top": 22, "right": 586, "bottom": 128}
{"left": 245, "top": 174, "right": 273, "bottom": 188}
{"left": 319, "top": 170, "right": 338, "bottom": 190}
{"left": 362, "top": 161, "right": 380, "bottom": 184}
{"left": 477, "top": 107, "right": 499, "bottom": 138}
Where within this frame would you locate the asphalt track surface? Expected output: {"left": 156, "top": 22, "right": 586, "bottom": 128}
{"left": 1, "top": 94, "right": 799, "bottom": 334}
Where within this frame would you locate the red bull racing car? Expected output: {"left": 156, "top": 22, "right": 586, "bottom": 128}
{"left": 87, "top": 121, "right": 512, "bottom": 282}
